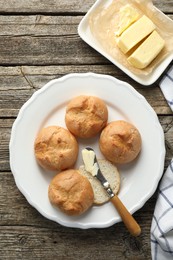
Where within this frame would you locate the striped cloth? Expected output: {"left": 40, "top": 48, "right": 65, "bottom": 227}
{"left": 151, "top": 63, "right": 173, "bottom": 260}
{"left": 160, "top": 64, "right": 173, "bottom": 111}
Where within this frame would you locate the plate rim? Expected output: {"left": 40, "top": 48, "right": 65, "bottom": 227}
{"left": 9, "top": 72, "right": 166, "bottom": 229}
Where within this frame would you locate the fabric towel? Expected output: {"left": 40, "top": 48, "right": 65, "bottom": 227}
{"left": 151, "top": 63, "right": 173, "bottom": 260}
{"left": 160, "top": 64, "right": 173, "bottom": 111}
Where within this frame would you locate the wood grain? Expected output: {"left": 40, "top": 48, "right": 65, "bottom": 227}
{"left": 0, "top": 15, "right": 172, "bottom": 36}
{"left": 0, "top": 171, "right": 155, "bottom": 260}
{"left": 0, "top": 65, "right": 172, "bottom": 118}
{"left": 0, "top": 1, "right": 173, "bottom": 259}
{"left": 0, "top": 0, "right": 171, "bottom": 13}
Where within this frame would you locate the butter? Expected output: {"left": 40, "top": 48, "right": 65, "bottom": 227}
{"left": 115, "top": 4, "right": 139, "bottom": 36}
{"left": 127, "top": 30, "right": 165, "bottom": 69}
{"left": 117, "top": 15, "right": 156, "bottom": 54}
{"left": 82, "top": 149, "right": 98, "bottom": 176}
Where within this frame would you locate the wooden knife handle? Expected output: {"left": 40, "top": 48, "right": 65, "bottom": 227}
{"left": 110, "top": 195, "right": 141, "bottom": 236}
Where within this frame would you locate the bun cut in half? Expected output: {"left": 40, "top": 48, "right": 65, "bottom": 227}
{"left": 79, "top": 159, "right": 120, "bottom": 205}
{"left": 99, "top": 120, "right": 142, "bottom": 164}
{"left": 65, "top": 95, "right": 108, "bottom": 138}
{"left": 48, "top": 169, "right": 94, "bottom": 216}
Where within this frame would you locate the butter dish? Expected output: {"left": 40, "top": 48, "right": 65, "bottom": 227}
{"left": 78, "top": 0, "right": 173, "bottom": 85}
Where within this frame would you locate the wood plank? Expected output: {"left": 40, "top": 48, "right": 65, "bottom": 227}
{"left": 0, "top": 0, "right": 172, "bottom": 14}
{"left": 0, "top": 15, "right": 81, "bottom": 36}
{"left": 0, "top": 65, "right": 172, "bottom": 119}
{"left": 0, "top": 0, "right": 94, "bottom": 14}
{"left": 0, "top": 15, "right": 172, "bottom": 36}
{"left": 0, "top": 35, "right": 103, "bottom": 65}
{"left": 0, "top": 16, "right": 102, "bottom": 65}
{"left": 0, "top": 225, "right": 152, "bottom": 259}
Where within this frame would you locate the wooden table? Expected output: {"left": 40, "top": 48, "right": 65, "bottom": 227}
{"left": 0, "top": 1, "right": 173, "bottom": 259}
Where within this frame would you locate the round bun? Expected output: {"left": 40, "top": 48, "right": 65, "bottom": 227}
{"left": 79, "top": 159, "right": 120, "bottom": 205}
{"left": 48, "top": 169, "right": 94, "bottom": 216}
{"left": 34, "top": 126, "right": 78, "bottom": 171}
{"left": 99, "top": 120, "right": 142, "bottom": 164}
{"left": 65, "top": 95, "right": 108, "bottom": 138}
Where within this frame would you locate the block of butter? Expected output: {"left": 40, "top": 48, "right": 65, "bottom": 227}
{"left": 115, "top": 4, "right": 139, "bottom": 36}
{"left": 117, "top": 15, "right": 156, "bottom": 54}
{"left": 127, "top": 30, "right": 165, "bottom": 69}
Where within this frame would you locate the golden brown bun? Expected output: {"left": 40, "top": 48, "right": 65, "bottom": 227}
{"left": 99, "top": 120, "right": 142, "bottom": 164}
{"left": 48, "top": 169, "right": 94, "bottom": 216}
{"left": 34, "top": 126, "right": 78, "bottom": 171}
{"left": 65, "top": 95, "right": 108, "bottom": 138}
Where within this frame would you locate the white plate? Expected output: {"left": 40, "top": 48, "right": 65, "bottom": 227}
{"left": 10, "top": 73, "right": 165, "bottom": 229}
{"left": 78, "top": 0, "right": 173, "bottom": 85}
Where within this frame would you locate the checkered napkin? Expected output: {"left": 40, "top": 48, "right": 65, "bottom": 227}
{"left": 151, "top": 64, "right": 173, "bottom": 260}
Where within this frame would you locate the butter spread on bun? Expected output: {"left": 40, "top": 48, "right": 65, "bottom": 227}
{"left": 99, "top": 120, "right": 142, "bottom": 164}
{"left": 79, "top": 159, "right": 120, "bottom": 205}
{"left": 48, "top": 169, "right": 94, "bottom": 216}
{"left": 65, "top": 95, "right": 108, "bottom": 138}
{"left": 34, "top": 126, "right": 78, "bottom": 171}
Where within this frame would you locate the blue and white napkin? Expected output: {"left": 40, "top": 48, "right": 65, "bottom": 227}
{"left": 151, "top": 64, "right": 173, "bottom": 260}
{"left": 160, "top": 65, "right": 173, "bottom": 111}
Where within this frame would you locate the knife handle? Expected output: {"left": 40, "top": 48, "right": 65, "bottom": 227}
{"left": 110, "top": 195, "right": 141, "bottom": 236}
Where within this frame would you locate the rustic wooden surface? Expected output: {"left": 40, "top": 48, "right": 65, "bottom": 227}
{"left": 0, "top": 1, "right": 173, "bottom": 259}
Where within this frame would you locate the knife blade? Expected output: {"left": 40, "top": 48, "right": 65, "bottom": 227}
{"left": 82, "top": 147, "right": 115, "bottom": 198}
{"left": 82, "top": 147, "right": 141, "bottom": 236}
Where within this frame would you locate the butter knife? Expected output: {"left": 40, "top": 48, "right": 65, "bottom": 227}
{"left": 82, "top": 147, "right": 141, "bottom": 236}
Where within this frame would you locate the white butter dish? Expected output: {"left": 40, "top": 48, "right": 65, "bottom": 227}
{"left": 78, "top": 0, "right": 173, "bottom": 85}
